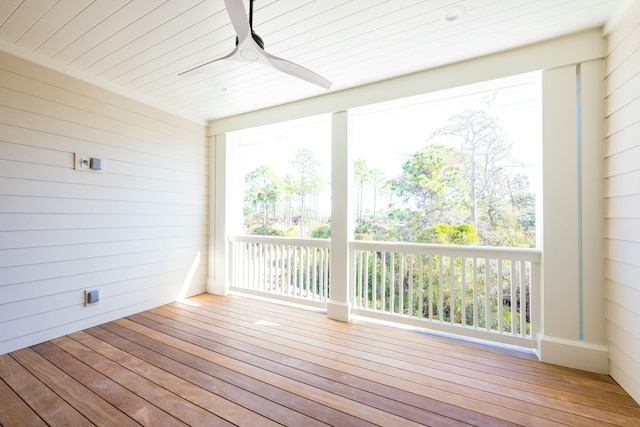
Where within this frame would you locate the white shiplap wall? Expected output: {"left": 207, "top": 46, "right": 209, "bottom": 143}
{"left": 0, "top": 50, "right": 209, "bottom": 355}
{"left": 604, "top": 0, "right": 640, "bottom": 404}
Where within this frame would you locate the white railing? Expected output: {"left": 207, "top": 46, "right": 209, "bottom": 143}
{"left": 228, "top": 235, "right": 330, "bottom": 308}
{"left": 351, "top": 241, "right": 541, "bottom": 347}
{"left": 228, "top": 235, "right": 540, "bottom": 347}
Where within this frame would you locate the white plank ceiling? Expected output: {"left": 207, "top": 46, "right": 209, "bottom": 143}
{"left": 0, "top": 0, "right": 629, "bottom": 123}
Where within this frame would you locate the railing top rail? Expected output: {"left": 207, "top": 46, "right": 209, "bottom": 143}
{"left": 229, "top": 234, "right": 331, "bottom": 249}
{"left": 350, "top": 240, "right": 541, "bottom": 261}
{"left": 228, "top": 235, "right": 540, "bottom": 261}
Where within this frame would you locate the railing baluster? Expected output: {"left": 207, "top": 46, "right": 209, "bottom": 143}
{"left": 461, "top": 256, "right": 467, "bottom": 327}
{"left": 300, "top": 247, "right": 311, "bottom": 299}
{"left": 484, "top": 258, "right": 490, "bottom": 331}
{"left": 511, "top": 259, "right": 517, "bottom": 335}
{"left": 418, "top": 254, "right": 424, "bottom": 320}
{"left": 325, "top": 247, "right": 330, "bottom": 300}
{"left": 381, "top": 252, "right": 387, "bottom": 312}
{"left": 390, "top": 253, "right": 395, "bottom": 314}
{"left": 357, "top": 250, "right": 363, "bottom": 308}
{"left": 364, "top": 251, "right": 370, "bottom": 310}
{"left": 408, "top": 254, "right": 414, "bottom": 317}
{"left": 242, "top": 242, "right": 247, "bottom": 289}
{"left": 372, "top": 251, "right": 378, "bottom": 311}
{"left": 263, "top": 244, "right": 267, "bottom": 292}
{"left": 321, "top": 248, "right": 326, "bottom": 300}
{"left": 306, "top": 246, "right": 310, "bottom": 299}
{"left": 318, "top": 248, "right": 324, "bottom": 301}
{"left": 438, "top": 255, "right": 444, "bottom": 322}
{"left": 304, "top": 245, "right": 308, "bottom": 299}
{"left": 269, "top": 244, "right": 274, "bottom": 292}
{"left": 312, "top": 247, "right": 317, "bottom": 301}
{"left": 248, "top": 242, "right": 252, "bottom": 289}
{"left": 287, "top": 245, "right": 292, "bottom": 296}
{"left": 295, "top": 246, "right": 299, "bottom": 297}
{"left": 252, "top": 242, "right": 257, "bottom": 291}
{"left": 521, "top": 260, "right": 527, "bottom": 336}
{"left": 498, "top": 259, "right": 504, "bottom": 333}
{"left": 260, "top": 242, "right": 264, "bottom": 291}
{"left": 255, "top": 242, "right": 260, "bottom": 291}
{"left": 282, "top": 244, "right": 287, "bottom": 294}
{"left": 398, "top": 253, "right": 404, "bottom": 316}
{"left": 302, "top": 246, "right": 307, "bottom": 299}
{"left": 242, "top": 242, "right": 246, "bottom": 288}
{"left": 449, "top": 256, "right": 455, "bottom": 325}
{"left": 428, "top": 255, "right": 433, "bottom": 320}
{"left": 473, "top": 257, "right": 478, "bottom": 329}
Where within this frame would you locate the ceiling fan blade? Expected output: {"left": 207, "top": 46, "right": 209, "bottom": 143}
{"left": 178, "top": 47, "right": 239, "bottom": 76}
{"left": 262, "top": 50, "right": 332, "bottom": 89}
{"left": 224, "top": 0, "right": 250, "bottom": 42}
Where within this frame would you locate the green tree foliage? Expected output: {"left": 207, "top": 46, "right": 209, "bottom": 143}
{"left": 388, "top": 144, "right": 467, "bottom": 235}
{"left": 243, "top": 150, "right": 327, "bottom": 237}
{"left": 428, "top": 223, "right": 479, "bottom": 245}
{"left": 354, "top": 159, "right": 372, "bottom": 225}
{"left": 244, "top": 165, "right": 280, "bottom": 235}
{"left": 289, "top": 148, "right": 322, "bottom": 237}
{"left": 242, "top": 109, "right": 535, "bottom": 248}
{"left": 353, "top": 109, "right": 535, "bottom": 248}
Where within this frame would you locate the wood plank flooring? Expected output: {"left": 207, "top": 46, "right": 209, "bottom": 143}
{"left": 1, "top": 293, "right": 639, "bottom": 426}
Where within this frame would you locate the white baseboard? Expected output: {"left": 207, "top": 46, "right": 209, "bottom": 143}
{"left": 326, "top": 300, "right": 351, "bottom": 322}
{"left": 537, "top": 334, "right": 609, "bottom": 374}
{"left": 206, "top": 279, "right": 230, "bottom": 296}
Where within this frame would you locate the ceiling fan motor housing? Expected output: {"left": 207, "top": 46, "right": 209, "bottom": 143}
{"left": 235, "top": 30, "right": 264, "bottom": 49}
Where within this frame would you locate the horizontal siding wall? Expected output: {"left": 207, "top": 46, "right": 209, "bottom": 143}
{"left": 604, "top": 0, "right": 640, "bottom": 404}
{"left": 0, "top": 50, "right": 209, "bottom": 355}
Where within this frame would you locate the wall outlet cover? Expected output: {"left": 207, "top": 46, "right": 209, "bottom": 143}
{"left": 74, "top": 153, "right": 105, "bottom": 173}
{"left": 85, "top": 289, "right": 100, "bottom": 306}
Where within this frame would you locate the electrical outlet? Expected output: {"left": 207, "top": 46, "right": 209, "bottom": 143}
{"left": 84, "top": 289, "right": 100, "bottom": 306}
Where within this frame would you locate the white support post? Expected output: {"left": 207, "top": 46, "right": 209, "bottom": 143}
{"left": 207, "top": 134, "right": 231, "bottom": 295}
{"left": 327, "top": 110, "right": 352, "bottom": 321}
{"left": 580, "top": 59, "right": 606, "bottom": 348}
{"left": 537, "top": 62, "right": 608, "bottom": 373}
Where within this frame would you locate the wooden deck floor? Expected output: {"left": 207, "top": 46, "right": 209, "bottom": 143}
{"left": 1, "top": 294, "right": 639, "bottom": 426}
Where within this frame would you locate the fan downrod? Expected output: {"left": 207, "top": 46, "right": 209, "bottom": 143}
{"left": 234, "top": 0, "right": 264, "bottom": 49}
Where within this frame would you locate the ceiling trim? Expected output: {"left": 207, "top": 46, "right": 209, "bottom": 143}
{"left": 209, "top": 27, "right": 605, "bottom": 135}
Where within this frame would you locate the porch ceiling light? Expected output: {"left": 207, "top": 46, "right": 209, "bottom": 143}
{"left": 443, "top": 5, "right": 466, "bottom": 22}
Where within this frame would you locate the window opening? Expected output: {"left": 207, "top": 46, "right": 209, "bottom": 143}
{"left": 351, "top": 73, "right": 541, "bottom": 248}
{"left": 229, "top": 115, "right": 332, "bottom": 238}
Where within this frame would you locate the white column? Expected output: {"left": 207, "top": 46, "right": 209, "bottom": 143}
{"left": 327, "top": 110, "right": 352, "bottom": 321}
{"left": 537, "top": 62, "right": 607, "bottom": 373}
{"left": 207, "top": 134, "right": 230, "bottom": 295}
{"left": 580, "top": 59, "right": 606, "bottom": 348}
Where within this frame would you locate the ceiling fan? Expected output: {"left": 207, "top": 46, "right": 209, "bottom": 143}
{"left": 179, "top": 0, "right": 332, "bottom": 89}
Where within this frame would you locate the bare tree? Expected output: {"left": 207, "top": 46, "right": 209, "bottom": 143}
{"left": 244, "top": 165, "right": 280, "bottom": 234}
{"left": 354, "top": 159, "right": 372, "bottom": 224}
{"left": 430, "top": 109, "right": 512, "bottom": 231}
{"left": 289, "top": 149, "right": 321, "bottom": 237}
